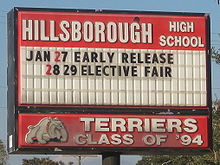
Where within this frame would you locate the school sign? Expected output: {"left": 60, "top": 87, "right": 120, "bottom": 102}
{"left": 7, "top": 8, "right": 212, "bottom": 154}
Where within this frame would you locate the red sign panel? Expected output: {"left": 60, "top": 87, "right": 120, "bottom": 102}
{"left": 18, "top": 113, "right": 209, "bottom": 149}
{"left": 18, "top": 11, "right": 207, "bottom": 50}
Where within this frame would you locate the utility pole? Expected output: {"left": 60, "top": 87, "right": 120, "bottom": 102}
{"left": 78, "top": 155, "right": 81, "bottom": 165}
{"left": 71, "top": 155, "right": 97, "bottom": 165}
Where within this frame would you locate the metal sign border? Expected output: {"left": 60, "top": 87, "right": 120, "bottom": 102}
{"left": 7, "top": 7, "right": 212, "bottom": 154}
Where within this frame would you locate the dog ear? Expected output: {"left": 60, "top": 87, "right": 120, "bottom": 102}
{"left": 28, "top": 125, "right": 34, "bottom": 129}
{"left": 54, "top": 117, "right": 59, "bottom": 121}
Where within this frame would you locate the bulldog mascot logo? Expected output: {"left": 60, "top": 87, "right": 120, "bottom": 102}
{"left": 25, "top": 117, "right": 68, "bottom": 144}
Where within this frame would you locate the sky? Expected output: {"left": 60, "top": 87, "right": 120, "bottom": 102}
{"left": 1, "top": 0, "right": 220, "bottom": 164}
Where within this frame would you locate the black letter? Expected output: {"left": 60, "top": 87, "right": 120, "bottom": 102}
{"left": 145, "top": 66, "right": 151, "bottom": 76}
{"left": 26, "top": 50, "right": 33, "bottom": 61}
{"left": 130, "top": 53, "right": 136, "bottom": 63}
{"left": 145, "top": 53, "right": 151, "bottom": 63}
{"left": 122, "top": 53, "right": 129, "bottom": 63}
{"left": 43, "top": 51, "right": 50, "bottom": 61}
{"left": 81, "top": 65, "right": 87, "bottom": 75}
{"left": 159, "top": 53, "right": 166, "bottom": 63}
{"left": 75, "top": 52, "right": 81, "bottom": 62}
{"left": 35, "top": 51, "right": 43, "bottom": 61}
{"left": 167, "top": 53, "right": 174, "bottom": 64}
{"left": 132, "top": 66, "right": 138, "bottom": 76}
{"left": 165, "top": 67, "right": 172, "bottom": 77}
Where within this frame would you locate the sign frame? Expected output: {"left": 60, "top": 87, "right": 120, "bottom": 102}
{"left": 7, "top": 7, "right": 212, "bottom": 154}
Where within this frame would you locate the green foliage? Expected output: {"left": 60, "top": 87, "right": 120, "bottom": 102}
{"left": 0, "top": 139, "right": 7, "bottom": 165}
{"left": 136, "top": 154, "right": 218, "bottom": 165}
{"left": 211, "top": 47, "right": 220, "bottom": 64}
{"left": 213, "top": 100, "right": 220, "bottom": 164}
{"left": 22, "top": 157, "right": 66, "bottom": 165}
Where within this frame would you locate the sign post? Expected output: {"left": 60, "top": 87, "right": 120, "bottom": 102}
{"left": 7, "top": 7, "right": 212, "bottom": 161}
{"left": 102, "top": 153, "right": 120, "bottom": 165}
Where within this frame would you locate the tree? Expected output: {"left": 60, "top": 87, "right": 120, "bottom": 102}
{"left": 211, "top": 47, "right": 220, "bottom": 64}
{"left": 22, "top": 157, "right": 65, "bottom": 165}
{"left": 136, "top": 155, "right": 217, "bottom": 165}
{"left": 0, "top": 139, "right": 7, "bottom": 165}
{"left": 22, "top": 157, "right": 75, "bottom": 165}
{"left": 212, "top": 99, "right": 220, "bottom": 164}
